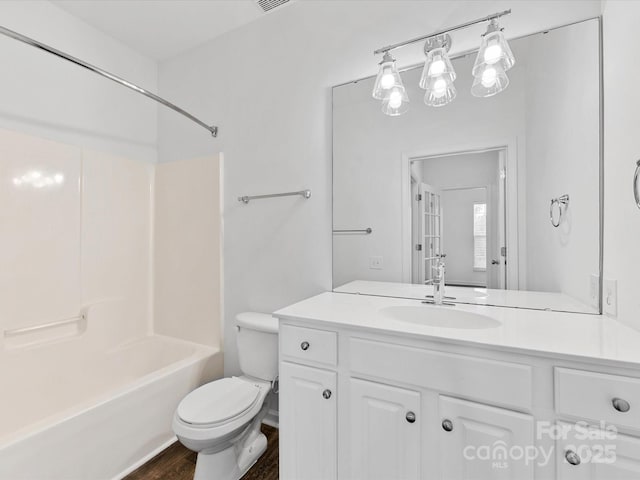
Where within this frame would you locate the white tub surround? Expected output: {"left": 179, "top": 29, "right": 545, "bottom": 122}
{"left": 0, "top": 128, "right": 224, "bottom": 479}
{"left": 275, "top": 292, "right": 640, "bottom": 479}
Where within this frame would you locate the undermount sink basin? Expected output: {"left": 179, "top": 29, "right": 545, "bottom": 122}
{"left": 380, "top": 306, "right": 501, "bottom": 330}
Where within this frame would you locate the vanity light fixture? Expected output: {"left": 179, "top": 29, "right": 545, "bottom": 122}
{"left": 372, "top": 9, "right": 513, "bottom": 114}
{"left": 372, "top": 52, "right": 410, "bottom": 115}
{"left": 420, "top": 35, "right": 457, "bottom": 107}
{"left": 471, "top": 19, "right": 515, "bottom": 97}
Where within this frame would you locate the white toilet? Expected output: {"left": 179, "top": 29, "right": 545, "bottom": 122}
{"left": 172, "top": 312, "right": 279, "bottom": 480}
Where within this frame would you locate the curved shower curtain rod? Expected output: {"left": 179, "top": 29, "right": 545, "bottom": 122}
{"left": 0, "top": 24, "right": 219, "bottom": 137}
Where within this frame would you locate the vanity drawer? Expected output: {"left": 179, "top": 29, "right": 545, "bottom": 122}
{"left": 555, "top": 368, "right": 640, "bottom": 430}
{"left": 280, "top": 324, "right": 337, "bottom": 367}
{"left": 349, "top": 338, "right": 532, "bottom": 411}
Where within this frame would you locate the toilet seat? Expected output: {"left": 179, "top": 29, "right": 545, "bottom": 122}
{"left": 177, "top": 377, "right": 261, "bottom": 427}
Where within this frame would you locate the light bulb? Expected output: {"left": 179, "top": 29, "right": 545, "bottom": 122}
{"left": 380, "top": 73, "right": 395, "bottom": 90}
{"left": 481, "top": 67, "right": 497, "bottom": 87}
{"left": 483, "top": 43, "right": 503, "bottom": 64}
{"left": 381, "top": 85, "right": 409, "bottom": 116}
{"left": 472, "top": 21, "right": 515, "bottom": 77}
{"left": 373, "top": 52, "right": 405, "bottom": 100}
{"left": 424, "top": 75, "right": 456, "bottom": 107}
{"left": 388, "top": 90, "right": 403, "bottom": 109}
{"left": 432, "top": 77, "right": 448, "bottom": 98}
{"left": 471, "top": 64, "right": 509, "bottom": 97}
{"left": 429, "top": 58, "right": 446, "bottom": 76}
{"left": 54, "top": 174, "right": 64, "bottom": 184}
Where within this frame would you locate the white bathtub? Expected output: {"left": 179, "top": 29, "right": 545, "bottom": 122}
{"left": 0, "top": 333, "right": 222, "bottom": 479}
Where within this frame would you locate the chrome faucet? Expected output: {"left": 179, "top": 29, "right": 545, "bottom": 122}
{"left": 423, "top": 258, "right": 455, "bottom": 306}
{"left": 432, "top": 259, "right": 446, "bottom": 305}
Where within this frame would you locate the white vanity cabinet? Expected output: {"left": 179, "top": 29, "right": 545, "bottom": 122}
{"left": 348, "top": 378, "right": 421, "bottom": 480}
{"left": 279, "top": 361, "right": 337, "bottom": 480}
{"left": 438, "top": 396, "right": 535, "bottom": 480}
{"left": 554, "top": 369, "right": 640, "bottom": 479}
{"left": 277, "top": 301, "right": 640, "bottom": 480}
{"left": 555, "top": 422, "right": 640, "bottom": 480}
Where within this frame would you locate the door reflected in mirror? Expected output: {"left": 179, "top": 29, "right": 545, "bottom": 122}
{"left": 411, "top": 150, "right": 507, "bottom": 290}
{"left": 332, "top": 18, "right": 601, "bottom": 314}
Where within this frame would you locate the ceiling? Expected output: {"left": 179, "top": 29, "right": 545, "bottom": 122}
{"left": 52, "top": 0, "right": 278, "bottom": 61}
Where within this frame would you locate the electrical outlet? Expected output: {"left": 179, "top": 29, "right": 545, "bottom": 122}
{"left": 369, "top": 256, "right": 383, "bottom": 270}
{"left": 603, "top": 278, "right": 617, "bottom": 317}
{"left": 589, "top": 274, "right": 600, "bottom": 308}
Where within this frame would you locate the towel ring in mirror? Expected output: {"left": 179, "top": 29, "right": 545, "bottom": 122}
{"left": 634, "top": 160, "right": 640, "bottom": 209}
{"left": 550, "top": 194, "right": 570, "bottom": 228}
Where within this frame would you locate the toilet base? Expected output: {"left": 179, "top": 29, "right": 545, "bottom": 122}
{"left": 193, "top": 431, "right": 268, "bottom": 480}
{"left": 194, "top": 446, "right": 240, "bottom": 480}
{"left": 192, "top": 399, "right": 271, "bottom": 480}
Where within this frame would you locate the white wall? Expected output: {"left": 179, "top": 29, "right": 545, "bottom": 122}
{"left": 602, "top": 0, "right": 640, "bottom": 329}
{"left": 0, "top": 0, "right": 157, "bottom": 163}
{"left": 157, "top": 0, "right": 603, "bottom": 376}
{"left": 524, "top": 19, "right": 600, "bottom": 307}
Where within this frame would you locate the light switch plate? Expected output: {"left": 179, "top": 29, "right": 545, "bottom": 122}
{"left": 603, "top": 278, "right": 617, "bottom": 317}
{"left": 369, "top": 256, "right": 383, "bottom": 270}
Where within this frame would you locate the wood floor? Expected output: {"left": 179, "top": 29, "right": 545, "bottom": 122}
{"left": 125, "top": 425, "right": 278, "bottom": 480}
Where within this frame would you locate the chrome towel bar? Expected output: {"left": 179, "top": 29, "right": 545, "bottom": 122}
{"left": 550, "top": 194, "right": 570, "bottom": 228}
{"left": 238, "top": 189, "right": 311, "bottom": 204}
{"left": 333, "top": 228, "right": 373, "bottom": 234}
{"left": 4, "top": 312, "right": 87, "bottom": 338}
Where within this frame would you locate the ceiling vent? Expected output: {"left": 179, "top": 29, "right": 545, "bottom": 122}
{"left": 256, "top": 0, "right": 290, "bottom": 13}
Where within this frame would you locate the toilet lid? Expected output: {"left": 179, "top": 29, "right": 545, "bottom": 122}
{"left": 177, "top": 378, "right": 261, "bottom": 426}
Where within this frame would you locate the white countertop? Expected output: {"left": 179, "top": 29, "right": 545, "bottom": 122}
{"left": 274, "top": 291, "right": 640, "bottom": 367}
{"left": 334, "top": 281, "right": 598, "bottom": 314}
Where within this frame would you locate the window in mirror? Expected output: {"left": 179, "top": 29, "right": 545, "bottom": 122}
{"left": 473, "top": 203, "right": 487, "bottom": 272}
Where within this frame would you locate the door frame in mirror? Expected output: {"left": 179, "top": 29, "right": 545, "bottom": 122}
{"left": 400, "top": 138, "right": 520, "bottom": 287}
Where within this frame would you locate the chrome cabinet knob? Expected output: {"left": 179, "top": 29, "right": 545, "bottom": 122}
{"left": 322, "top": 389, "right": 332, "bottom": 399}
{"left": 612, "top": 397, "right": 631, "bottom": 413}
{"left": 406, "top": 411, "right": 416, "bottom": 423}
{"left": 300, "top": 341, "right": 310, "bottom": 351}
{"left": 565, "top": 450, "right": 581, "bottom": 466}
{"left": 442, "top": 419, "right": 453, "bottom": 432}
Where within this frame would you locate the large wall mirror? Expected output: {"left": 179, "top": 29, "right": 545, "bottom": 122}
{"left": 332, "top": 18, "right": 602, "bottom": 314}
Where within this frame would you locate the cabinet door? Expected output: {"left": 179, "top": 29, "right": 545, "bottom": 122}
{"left": 556, "top": 421, "right": 640, "bottom": 480}
{"left": 438, "top": 396, "right": 535, "bottom": 480}
{"left": 279, "top": 361, "right": 337, "bottom": 480}
{"left": 349, "top": 378, "right": 421, "bottom": 480}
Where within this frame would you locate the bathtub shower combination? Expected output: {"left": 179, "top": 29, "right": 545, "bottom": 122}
{"left": 0, "top": 128, "right": 223, "bottom": 479}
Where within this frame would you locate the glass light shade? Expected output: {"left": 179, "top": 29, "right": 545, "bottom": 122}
{"left": 424, "top": 75, "right": 456, "bottom": 107}
{"left": 381, "top": 85, "right": 409, "bottom": 116}
{"left": 472, "top": 28, "right": 515, "bottom": 77}
{"left": 419, "top": 47, "right": 456, "bottom": 89}
{"left": 471, "top": 64, "right": 509, "bottom": 97}
{"left": 372, "top": 53, "right": 404, "bottom": 100}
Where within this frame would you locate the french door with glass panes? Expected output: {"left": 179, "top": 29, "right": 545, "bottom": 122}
{"left": 417, "top": 183, "right": 442, "bottom": 284}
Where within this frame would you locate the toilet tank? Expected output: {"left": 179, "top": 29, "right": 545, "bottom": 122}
{"left": 236, "top": 312, "right": 279, "bottom": 381}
